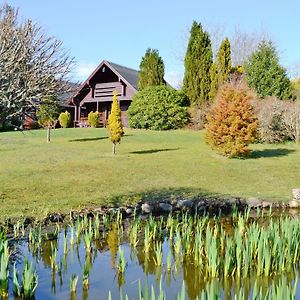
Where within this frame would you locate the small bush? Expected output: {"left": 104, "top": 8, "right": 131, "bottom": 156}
{"left": 59, "top": 111, "right": 71, "bottom": 128}
{"left": 205, "top": 82, "right": 258, "bottom": 158}
{"left": 88, "top": 111, "right": 100, "bottom": 127}
{"left": 187, "top": 104, "right": 211, "bottom": 130}
{"left": 253, "top": 97, "right": 289, "bottom": 143}
{"left": 128, "top": 85, "right": 189, "bottom": 130}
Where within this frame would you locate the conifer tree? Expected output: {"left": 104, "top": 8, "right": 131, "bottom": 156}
{"left": 205, "top": 82, "right": 258, "bottom": 158}
{"left": 107, "top": 92, "right": 124, "bottom": 155}
{"left": 217, "top": 37, "right": 232, "bottom": 86}
{"left": 138, "top": 48, "right": 165, "bottom": 90}
{"left": 183, "top": 21, "right": 213, "bottom": 106}
{"left": 209, "top": 63, "right": 218, "bottom": 102}
{"left": 245, "top": 41, "right": 293, "bottom": 100}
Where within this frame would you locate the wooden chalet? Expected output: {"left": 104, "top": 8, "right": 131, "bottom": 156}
{"left": 67, "top": 60, "right": 139, "bottom": 127}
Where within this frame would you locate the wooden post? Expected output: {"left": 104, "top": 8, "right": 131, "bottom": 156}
{"left": 96, "top": 101, "right": 99, "bottom": 112}
{"left": 74, "top": 105, "right": 77, "bottom": 121}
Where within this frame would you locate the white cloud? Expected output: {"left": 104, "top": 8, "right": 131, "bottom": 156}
{"left": 73, "top": 61, "right": 97, "bottom": 82}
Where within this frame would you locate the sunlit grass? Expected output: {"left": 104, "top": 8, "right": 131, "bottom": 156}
{"left": 0, "top": 128, "right": 299, "bottom": 221}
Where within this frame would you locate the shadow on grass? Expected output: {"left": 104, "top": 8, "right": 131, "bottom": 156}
{"left": 249, "top": 148, "right": 296, "bottom": 159}
{"left": 69, "top": 137, "right": 108, "bottom": 142}
{"left": 107, "top": 187, "right": 220, "bottom": 206}
{"left": 130, "top": 148, "right": 180, "bottom": 154}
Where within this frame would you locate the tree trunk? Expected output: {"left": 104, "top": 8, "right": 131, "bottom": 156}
{"left": 47, "top": 127, "right": 51, "bottom": 143}
{"left": 112, "top": 142, "right": 116, "bottom": 155}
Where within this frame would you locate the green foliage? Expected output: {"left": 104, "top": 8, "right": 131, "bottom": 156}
{"left": 138, "top": 48, "right": 165, "bottom": 90}
{"left": 245, "top": 41, "right": 293, "bottom": 100}
{"left": 292, "top": 78, "right": 300, "bottom": 100}
{"left": 58, "top": 110, "right": 71, "bottom": 128}
{"left": 88, "top": 111, "right": 100, "bottom": 127}
{"left": 183, "top": 21, "right": 213, "bottom": 106}
{"left": 36, "top": 97, "right": 60, "bottom": 129}
{"left": 205, "top": 83, "right": 258, "bottom": 158}
{"left": 209, "top": 63, "right": 218, "bottom": 102}
{"left": 107, "top": 92, "right": 124, "bottom": 154}
{"left": 128, "top": 85, "right": 189, "bottom": 130}
{"left": 216, "top": 37, "right": 232, "bottom": 86}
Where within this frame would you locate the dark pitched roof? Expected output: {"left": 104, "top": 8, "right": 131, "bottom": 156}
{"left": 107, "top": 61, "right": 139, "bottom": 90}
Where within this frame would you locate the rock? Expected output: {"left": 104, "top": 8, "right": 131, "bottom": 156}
{"left": 176, "top": 200, "right": 194, "bottom": 210}
{"left": 141, "top": 203, "right": 152, "bottom": 214}
{"left": 47, "top": 213, "right": 64, "bottom": 223}
{"left": 158, "top": 202, "right": 173, "bottom": 213}
{"left": 245, "top": 197, "right": 261, "bottom": 208}
{"left": 125, "top": 207, "right": 133, "bottom": 215}
{"left": 262, "top": 201, "right": 272, "bottom": 208}
{"left": 292, "top": 189, "right": 300, "bottom": 200}
{"left": 288, "top": 200, "right": 300, "bottom": 208}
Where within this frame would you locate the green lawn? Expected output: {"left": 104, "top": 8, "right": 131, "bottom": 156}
{"left": 0, "top": 128, "right": 300, "bottom": 221}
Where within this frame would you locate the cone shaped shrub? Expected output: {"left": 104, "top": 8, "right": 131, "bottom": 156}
{"left": 205, "top": 82, "right": 258, "bottom": 158}
{"left": 59, "top": 111, "right": 71, "bottom": 128}
{"left": 107, "top": 92, "right": 124, "bottom": 154}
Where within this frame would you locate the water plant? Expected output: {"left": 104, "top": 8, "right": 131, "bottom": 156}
{"left": 70, "top": 274, "right": 78, "bottom": 294}
{"left": 117, "top": 247, "right": 126, "bottom": 274}
{"left": 13, "top": 259, "right": 38, "bottom": 299}
{"left": 0, "top": 239, "right": 9, "bottom": 297}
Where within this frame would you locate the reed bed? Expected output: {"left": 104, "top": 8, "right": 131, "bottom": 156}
{"left": 3, "top": 208, "right": 300, "bottom": 299}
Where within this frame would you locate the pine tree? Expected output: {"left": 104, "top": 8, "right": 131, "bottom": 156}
{"left": 217, "top": 37, "right": 232, "bottom": 86}
{"left": 245, "top": 41, "right": 293, "bottom": 100}
{"left": 138, "top": 48, "right": 165, "bottom": 90}
{"left": 205, "top": 83, "right": 258, "bottom": 158}
{"left": 183, "top": 21, "right": 213, "bottom": 106}
{"left": 107, "top": 92, "right": 124, "bottom": 155}
{"left": 209, "top": 63, "right": 218, "bottom": 102}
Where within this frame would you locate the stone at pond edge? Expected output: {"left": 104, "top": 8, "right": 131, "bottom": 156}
{"left": 176, "top": 200, "right": 194, "bottom": 210}
{"left": 142, "top": 203, "right": 152, "bottom": 214}
{"left": 292, "top": 189, "right": 300, "bottom": 200}
{"left": 158, "top": 203, "right": 173, "bottom": 213}
{"left": 46, "top": 213, "right": 64, "bottom": 223}
{"left": 245, "top": 197, "right": 261, "bottom": 208}
{"left": 288, "top": 200, "right": 300, "bottom": 208}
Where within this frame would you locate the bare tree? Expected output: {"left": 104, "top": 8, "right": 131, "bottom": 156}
{"left": 230, "top": 26, "right": 270, "bottom": 66}
{"left": 0, "top": 5, "right": 74, "bottom": 129}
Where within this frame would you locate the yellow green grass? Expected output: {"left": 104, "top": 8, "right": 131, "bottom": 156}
{"left": 0, "top": 128, "right": 300, "bottom": 221}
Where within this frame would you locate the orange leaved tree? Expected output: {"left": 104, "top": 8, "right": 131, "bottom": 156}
{"left": 205, "top": 82, "right": 258, "bottom": 158}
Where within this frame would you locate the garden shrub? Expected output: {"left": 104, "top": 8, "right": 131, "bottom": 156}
{"left": 253, "top": 97, "right": 289, "bottom": 143}
{"left": 88, "top": 111, "right": 100, "bottom": 127}
{"left": 58, "top": 110, "right": 71, "bottom": 128}
{"left": 205, "top": 82, "right": 258, "bottom": 158}
{"left": 187, "top": 104, "right": 211, "bottom": 130}
{"left": 128, "top": 85, "right": 189, "bottom": 130}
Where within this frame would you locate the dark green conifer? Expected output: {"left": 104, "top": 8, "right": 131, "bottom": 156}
{"left": 216, "top": 37, "right": 232, "bottom": 86}
{"left": 183, "top": 21, "right": 213, "bottom": 106}
{"left": 138, "top": 48, "right": 165, "bottom": 90}
{"left": 245, "top": 41, "right": 293, "bottom": 100}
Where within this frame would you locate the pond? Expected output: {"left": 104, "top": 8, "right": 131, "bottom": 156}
{"left": 1, "top": 209, "right": 300, "bottom": 299}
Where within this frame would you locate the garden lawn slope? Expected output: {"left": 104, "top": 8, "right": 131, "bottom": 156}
{"left": 0, "top": 128, "right": 299, "bottom": 221}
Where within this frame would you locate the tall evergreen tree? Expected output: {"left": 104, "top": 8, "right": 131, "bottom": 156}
{"left": 217, "top": 37, "right": 232, "bottom": 86}
{"left": 245, "top": 41, "right": 293, "bottom": 100}
{"left": 138, "top": 48, "right": 165, "bottom": 90}
{"left": 209, "top": 63, "right": 218, "bottom": 102}
{"left": 183, "top": 21, "right": 213, "bottom": 106}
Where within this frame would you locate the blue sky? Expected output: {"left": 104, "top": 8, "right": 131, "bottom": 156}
{"left": 6, "top": 0, "right": 300, "bottom": 85}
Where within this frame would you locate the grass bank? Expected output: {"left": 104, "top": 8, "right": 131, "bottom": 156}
{"left": 0, "top": 128, "right": 299, "bottom": 220}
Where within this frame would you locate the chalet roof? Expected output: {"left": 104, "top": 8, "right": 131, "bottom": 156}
{"left": 107, "top": 61, "right": 139, "bottom": 90}
{"left": 68, "top": 60, "right": 140, "bottom": 105}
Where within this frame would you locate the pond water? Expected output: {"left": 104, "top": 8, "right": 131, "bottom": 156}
{"left": 2, "top": 210, "right": 300, "bottom": 299}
